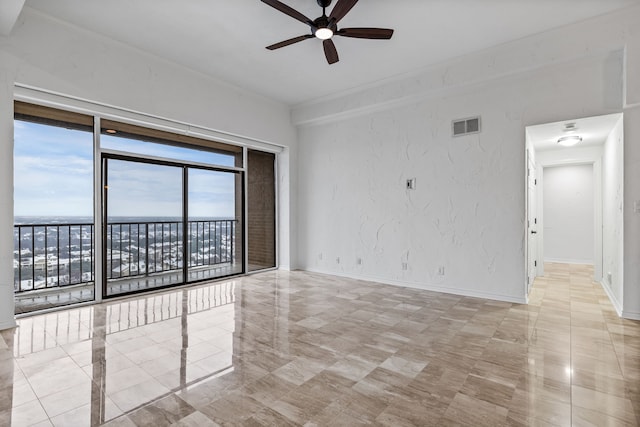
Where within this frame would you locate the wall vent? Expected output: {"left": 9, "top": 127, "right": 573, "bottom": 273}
{"left": 452, "top": 117, "right": 481, "bottom": 136}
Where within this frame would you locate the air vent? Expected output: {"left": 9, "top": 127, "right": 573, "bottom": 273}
{"left": 452, "top": 117, "right": 481, "bottom": 136}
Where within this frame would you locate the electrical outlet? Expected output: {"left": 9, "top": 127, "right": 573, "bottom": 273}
{"left": 336, "top": 257, "right": 340, "bottom": 264}
{"left": 356, "top": 258, "right": 363, "bottom": 265}
{"left": 402, "top": 262, "right": 408, "bottom": 271}
{"left": 438, "top": 266, "right": 445, "bottom": 276}
{"left": 607, "top": 272, "right": 612, "bottom": 284}
{"left": 318, "top": 253, "right": 323, "bottom": 260}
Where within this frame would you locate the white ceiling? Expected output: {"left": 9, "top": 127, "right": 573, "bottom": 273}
{"left": 25, "top": 0, "right": 640, "bottom": 105}
{"left": 527, "top": 113, "right": 622, "bottom": 152}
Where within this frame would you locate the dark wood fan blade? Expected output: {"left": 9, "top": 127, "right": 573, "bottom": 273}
{"left": 329, "top": 0, "right": 359, "bottom": 24}
{"left": 336, "top": 28, "right": 394, "bottom": 39}
{"left": 323, "top": 39, "right": 339, "bottom": 64}
{"left": 266, "top": 34, "right": 314, "bottom": 50}
{"left": 261, "top": 0, "right": 313, "bottom": 26}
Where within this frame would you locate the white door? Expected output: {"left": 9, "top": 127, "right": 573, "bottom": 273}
{"left": 527, "top": 155, "right": 538, "bottom": 294}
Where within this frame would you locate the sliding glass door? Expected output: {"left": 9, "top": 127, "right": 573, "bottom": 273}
{"left": 103, "top": 154, "right": 243, "bottom": 298}
{"left": 187, "top": 168, "right": 243, "bottom": 282}
{"left": 13, "top": 102, "right": 277, "bottom": 313}
{"left": 103, "top": 157, "right": 184, "bottom": 296}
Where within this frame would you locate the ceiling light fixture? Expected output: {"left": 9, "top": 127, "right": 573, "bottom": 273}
{"left": 105, "top": 129, "right": 117, "bottom": 134}
{"left": 557, "top": 135, "right": 582, "bottom": 147}
{"left": 261, "top": 0, "right": 394, "bottom": 65}
{"left": 315, "top": 27, "right": 333, "bottom": 40}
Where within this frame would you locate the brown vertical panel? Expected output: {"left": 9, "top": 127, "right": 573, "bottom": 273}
{"left": 247, "top": 150, "right": 276, "bottom": 271}
{"left": 234, "top": 172, "right": 244, "bottom": 272}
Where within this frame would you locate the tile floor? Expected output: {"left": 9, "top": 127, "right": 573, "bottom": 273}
{"left": 1, "top": 263, "right": 638, "bottom": 426}
{"left": 15, "top": 263, "right": 244, "bottom": 314}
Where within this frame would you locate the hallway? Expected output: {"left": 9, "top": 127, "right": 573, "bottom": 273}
{"left": 526, "top": 263, "right": 639, "bottom": 425}
{"left": 0, "top": 263, "right": 638, "bottom": 426}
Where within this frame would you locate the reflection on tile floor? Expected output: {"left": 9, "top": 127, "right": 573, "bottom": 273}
{"left": 1, "top": 263, "right": 639, "bottom": 426}
{"left": 15, "top": 263, "right": 243, "bottom": 314}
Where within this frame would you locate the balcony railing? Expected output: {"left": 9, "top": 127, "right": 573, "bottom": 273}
{"left": 14, "top": 219, "right": 236, "bottom": 293}
{"left": 14, "top": 223, "right": 94, "bottom": 293}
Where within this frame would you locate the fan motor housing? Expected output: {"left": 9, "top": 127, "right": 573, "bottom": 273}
{"left": 317, "top": 0, "right": 332, "bottom": 7}
{"left": 313, "top": 15, "right": 336, "bottom": 31}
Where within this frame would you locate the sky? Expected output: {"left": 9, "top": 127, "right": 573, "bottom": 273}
{"left": 14, "top": 120, "right": 237, "bottom": 218}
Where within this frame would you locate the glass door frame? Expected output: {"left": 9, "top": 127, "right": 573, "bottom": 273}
{"left": 101, "top": 150, "right": 245, "bottom": 299}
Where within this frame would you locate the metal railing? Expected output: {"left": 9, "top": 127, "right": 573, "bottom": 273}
{"left": 14, "top": 219, "right": 236, "bottom": 293}
{"left": 14, "top": 223, "right": 94, "bottom": 293}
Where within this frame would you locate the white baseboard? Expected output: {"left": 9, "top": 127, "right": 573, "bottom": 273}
{"left": 544, "top": 258, "right": 594, "bottom": 265}
{"left": 302, "top": 267, "right": 527, "bottom": 304}
{"left": 600, "top": 280, "right": 622, "bottom": 317}
{"left": 621, "top": 310, "right": 640, "bottom": 321}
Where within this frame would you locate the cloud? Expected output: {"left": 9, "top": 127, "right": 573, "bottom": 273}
{"left": 14, "top": 123, "right": 93, "bottom": 216}
{"left": 14, "top": 120, "right": 238, "bottom": 219}
{"left": 102, "top": 135, "right": 235, "bottom": 167}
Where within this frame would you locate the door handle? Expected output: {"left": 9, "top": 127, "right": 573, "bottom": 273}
{"left": 530, "top": 230, "right": 537, "bottom": 234}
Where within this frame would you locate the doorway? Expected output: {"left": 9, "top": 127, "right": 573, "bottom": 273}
{"left": 102, "top": 153, "right": 244, "bottom": 298}
{"left": 524, "top": 113, "right": 623, "bottom": 312}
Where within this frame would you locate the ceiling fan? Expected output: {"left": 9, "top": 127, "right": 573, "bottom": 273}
{"left": 261, "top": 0, "right": 394, "bottom": 65}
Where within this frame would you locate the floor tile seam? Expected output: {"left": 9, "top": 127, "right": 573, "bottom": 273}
{"left": 8, "top": 370, "right": 41, "bottom": 413}
{"left": 569, "top": 391, "right": 640, "bottom": 426}
{"left": 13, "top": 329, "right": 65, "bottom": 361}
{"left": 107, "top": 379, "right": 183, "bottom": 418}
{"left": 59, "top": 336, "right": 102, "bottom": 367}
{"left": 18, "top": 354, "right": 83, "bottom": 402}
{"left": 28, "top": 394, "right": 55, "bottom": 426}
{"left": 40, "top": 390, "right": 104, "bottom": 425}
{"left": 606, "top": 336, "right": 640, "bottom": 427}
{"left": 25, "top": 354, "right": 104, "bottom": 407}
{"left": 587, "top": 287, "right": 632, "bottom": 400}
{"left": 10, "top": 350, "right": 29, "bottom": 380}
{"left": 569, "top": 270, "right": 590, "bottom": 427}
{"left": 10, "top": 399, "right": 51, "bottom": 426}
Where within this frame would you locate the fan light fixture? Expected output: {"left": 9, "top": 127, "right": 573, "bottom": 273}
{"left": 315, "top": 27, "right": 333, "bottom": 40}
{"left": 557, "top": 135, "right": 582, "bottom": 147}
{"left": 261, "top": 0, "right": 394, "bottom": 65}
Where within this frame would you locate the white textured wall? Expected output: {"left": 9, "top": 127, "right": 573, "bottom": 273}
{"left": 295, "top": 5, "right": 640, "bottom": 315}
{"left": 0, "top": 63, "right": 16, "bottom": 330}
{"left": 623, "top": 108, "right": 640, "bottom": 319}
{"left": 543, "top": 165, "right": 594, "bottom": 264}
{"left": 293, "top": 2, "right": 640, "bottom": 300}
{"left": 298, "top": 53, "right": 624, "bottom": 303}
{"left": 602, "top": 117, "right": 624, "bottom": 311}
{"left": 6, "top": 9, "right": 295, "bottom": 146}
{"left": 0, "top": 8, "right": 297, "bottom": 328}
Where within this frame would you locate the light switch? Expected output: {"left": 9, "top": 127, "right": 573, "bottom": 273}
{"left": 406, "top": 178, "right": 416, "bottom": 190}
{"left": 635, "top": 201, "right": 640, "bottom": 214}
